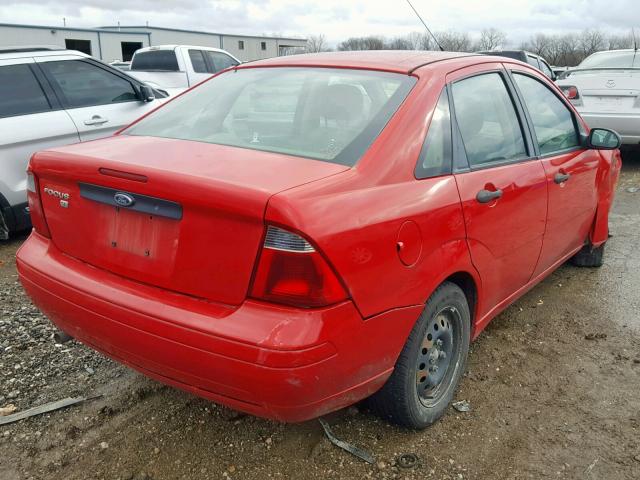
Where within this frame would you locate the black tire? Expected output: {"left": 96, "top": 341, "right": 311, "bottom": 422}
{"left": 367, "top": 281, "right": 470, "bottom": 429}
{"left": 570, "top": 243, "right": 605, "bottom": 267}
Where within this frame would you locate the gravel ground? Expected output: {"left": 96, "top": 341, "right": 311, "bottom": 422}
{"left": 1, "top": 152, "right": 640, "bottom": 480}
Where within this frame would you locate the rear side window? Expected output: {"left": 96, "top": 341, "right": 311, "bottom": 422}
{"left": 415, "top": 89, "right": 452, "bottom": 179}
{"left": 131, "top": 50, "right": 179, "bottom": 71}
{"left": 188, "top": 50, "right": 208, "bottom": 73}
{"left": 205, "top": 51, "right": 238, "bottom": 72}
{"left": 452, "top": 73, "right": 527, "bottom": 167}
{"left": 40, "top": 60, "right": 138, "bottom": 109}
{"left": 513, "top": 73, "right": 579, "bottom": 155}
{"left": 0, "top": 64, "right": 51, "bottom": 118}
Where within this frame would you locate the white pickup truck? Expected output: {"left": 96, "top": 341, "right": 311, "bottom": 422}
{"left": 128, "top": 45, "right": 240, "bottom": 91}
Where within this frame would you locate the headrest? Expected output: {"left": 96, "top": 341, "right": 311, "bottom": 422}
{"left": 317, "top": 84, "right": 365, "bottom": 123}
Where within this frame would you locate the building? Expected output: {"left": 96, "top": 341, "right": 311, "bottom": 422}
{"left": 0, "top": 23, "right": 307, "bottom": 62}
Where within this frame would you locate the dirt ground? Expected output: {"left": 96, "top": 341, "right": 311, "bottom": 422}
{"left": 1, "top": 153, "right": 640, "bottom": 480}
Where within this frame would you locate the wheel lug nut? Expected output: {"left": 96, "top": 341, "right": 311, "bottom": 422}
{"left": 439, "top": 351, "right": 447, "bottom": 359}
{"left": 429, "top": 365, "right": 438, "bottom": 373}
{"left": 436, "top": 339, "right": 443, "bottom": 347}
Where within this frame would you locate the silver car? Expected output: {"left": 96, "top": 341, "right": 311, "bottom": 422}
{"left": 557, "top": 49, "right": 640, "bottom": 145}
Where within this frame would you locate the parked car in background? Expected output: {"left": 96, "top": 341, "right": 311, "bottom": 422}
{"left": 0, "top": 47, "right": 168, "bottom": 239}
{"left": 557, "top": 49, "right": 640, "bottom": 145}
{"left": 552, "top": 65, "right": 571, "bottom": 79}
{"left": 128, "top": 45, "right": 240, "bottom": 91}
{"left": 18, "top": 51, "right": 621, "bottom": 429}
{"left": 109, "top": 60, "right": 131, "bottom": 71}
{"left": 478, "top": 50, "right": 556, "bottom": 79}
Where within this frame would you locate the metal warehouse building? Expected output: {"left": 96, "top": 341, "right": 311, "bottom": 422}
{"left": 0, "top": 23, "right": 307, "bottom": 62}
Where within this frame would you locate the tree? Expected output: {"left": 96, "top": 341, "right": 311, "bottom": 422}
{"left": 435, "top": 31, "right": 472, "bottom": 52}
{"left": 337, "top": 36, "right": 385, "bottom": 51}
{"left": 579, "top": 29, "right": 606, "bottom": 57}
{"left": 386, "top": 37, "right": 412, "bottom": 50}
{"left": 307, "top": 34, "right": 329, "bottom": 53}
{"left": 476, "top": 28, "right": 507, "bottom": 51}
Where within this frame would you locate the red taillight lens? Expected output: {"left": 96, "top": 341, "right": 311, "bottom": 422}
{"left": 250, "top": 226, "right": 348, "bottom": 308}
{"left": 561, "top": 85, "right": 580, "bottom": 100}
{"left": 26, "top": 172, "right": 51, "bottom": 238}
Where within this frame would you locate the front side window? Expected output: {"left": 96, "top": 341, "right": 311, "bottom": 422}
{"left": 189, "top": 50, "right": 208, "bottom": 73}
{"left": 40, "top": 60, "right": 138, "bottom": 109}
{"left": 513, "top": 73, "right": 579, "bottom": 155}
{"left": 452, "top": 73, "right": 527, "bottom": 167}
{"left": 126, "top": 67, "right": 416, "bottom": 166}
{"left": 205, "top": 51, "right": 238, "bottom": 72}
{"left": 0, "top": 64, "right": 51, "bottom": 118}
{"left": 415, "top": 89, "right": 451, "bottom": 179}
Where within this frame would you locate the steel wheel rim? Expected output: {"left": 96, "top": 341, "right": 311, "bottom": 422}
{"left": 416, "top": 306, "right": 461, "bottom": 406}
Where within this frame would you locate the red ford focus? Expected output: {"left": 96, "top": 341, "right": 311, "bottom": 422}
{"left": 17, "top": 51, "right": 621, "bottom": 428}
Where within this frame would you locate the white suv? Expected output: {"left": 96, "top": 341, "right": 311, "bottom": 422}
{"left": 0, "top": 47, "right": 169, "bottom": 239}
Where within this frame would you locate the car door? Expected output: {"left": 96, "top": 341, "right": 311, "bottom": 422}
{"left": 508, "top": 67, "right": 600, "bottom": 276}
{"left": 185, "top": 49, "right": 213, "bottom": 86}
{"left": 204, "top": 51, "right": 239, "bottom": 73}
{"left": 35, "top": 56, "right": 157, "bottom": 141}
{"left": 448, "top": 64, "right": 548, "bottom": 311}
{"left": 0, "top": 58, "right": 79, "bottom": 227}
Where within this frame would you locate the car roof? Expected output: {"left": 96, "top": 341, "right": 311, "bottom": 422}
{"left": 135, "top": 45, "right": 231, "bottom": 54}
{"left": 241, "top": 50, "right": 480, "bottom": 74}
{"left": 0, "top": 48, "right": 90, "bottom": 61}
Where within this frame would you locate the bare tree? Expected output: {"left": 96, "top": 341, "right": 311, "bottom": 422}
{"left": 608, "top": 33, "right": 634, "bottom": 50}
{"left": 307, "top": 34, "right": 329, "bottom": 53}
{"left": 579, "top": 29, "right": 606, "bottom": 57}
{"left": 435, "top": 31, "right": 472, "bottom": 52}
{"left": 337, "top": 36, "right": 385, "bottom": 51}
{"left": 476, "top": 28, "right": 507, "bottom": 51}
{"left": 386, "top": 37, "right": 412, "bottom": 50}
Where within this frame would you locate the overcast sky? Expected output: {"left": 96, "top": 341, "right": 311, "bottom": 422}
{"left": 1, "top": 0, "right": 639, "bottom": 46}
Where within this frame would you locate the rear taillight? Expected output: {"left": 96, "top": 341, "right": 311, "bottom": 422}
{"left": 26, "top": 172, "right": 51, "bottom": 238}
{"left": 250, "top": 226, "right": 348, "bottom": 308}
{"left": 560, "top": 85, "right": 580, "bottom": 100}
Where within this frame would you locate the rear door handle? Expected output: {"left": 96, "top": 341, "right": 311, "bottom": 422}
{"left": 554, "top": 172, "right": 570, "bottom": 184}
{"left": 476, "top": 189, "right": 503, "bottom": 203}
{"left": 84, "top": 115, "right": 109, "bottom": 126}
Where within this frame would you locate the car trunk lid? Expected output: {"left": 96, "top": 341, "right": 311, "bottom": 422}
{"left": 567, "top": 70, "right": 640, "bottom": 113}
{"left": 31, "top": 135, "right": 348, "bottom": 305}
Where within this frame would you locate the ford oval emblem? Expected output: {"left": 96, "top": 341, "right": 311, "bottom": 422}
{"left": 114, "top": 192, "right": 135, "bottom": 207}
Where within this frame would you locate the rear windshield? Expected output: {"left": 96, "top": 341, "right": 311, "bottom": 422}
{"left": 131, "top": 50, "right": 179, "bottom": 71}
{"left": 125, "top": 67, "right": 416, "bottom": 166}
{"left": 579, "top": 51, "right": 640, "bottom": 69}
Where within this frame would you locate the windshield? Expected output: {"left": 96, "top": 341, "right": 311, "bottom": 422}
{"left": 131, "top": 50, "right": 179, "bottom": 71}
{"left": 579, "top": 50, "right": 640, "bottom": 69}
{"left": 125, "top": 67, "right": 416, "bottom": 166}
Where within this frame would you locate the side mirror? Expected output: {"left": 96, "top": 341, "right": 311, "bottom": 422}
{"left": 587, "top": 128, "right": 621, "bottom": 150}
{"left": 138, "top": 84, "right": 155, "bottom": 103}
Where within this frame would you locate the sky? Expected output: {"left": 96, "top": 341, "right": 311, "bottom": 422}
{"left": 1, "top": 0, "right": 639, "bottom": 47}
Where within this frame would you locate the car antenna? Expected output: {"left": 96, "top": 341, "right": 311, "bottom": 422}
{"left": 633, "top": 28, "right": 638, "bottom": 51}
{"left": 405, "top": 0, "right": 445, "bottom": 51}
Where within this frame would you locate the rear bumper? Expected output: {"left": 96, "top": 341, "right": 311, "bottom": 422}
{"left": 580, "top": 112, "right": 640, "bottom": 144}
{"left": 16, "top": 233, "right": 421, "bottom": 422}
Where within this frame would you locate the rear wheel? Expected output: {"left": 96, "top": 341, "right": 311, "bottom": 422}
{"left": 367, "top": 282, "right": 470, "bottom": 429}
{"left": 571, "top": 242, "right": 605, "bottom": 267}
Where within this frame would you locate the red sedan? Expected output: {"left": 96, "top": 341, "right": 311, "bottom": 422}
{"left": 17, "top": 51, "right": 621, "bottom": 428}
